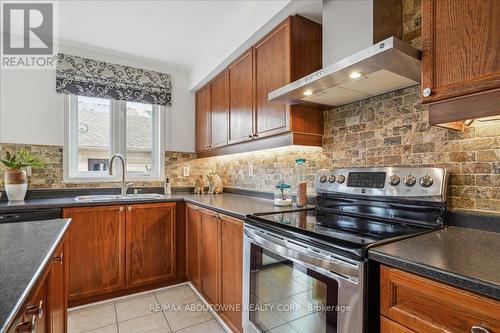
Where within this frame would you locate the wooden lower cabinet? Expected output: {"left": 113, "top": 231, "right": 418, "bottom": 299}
{"left": 48, "top": 241, "right": 66, "bottom": 333}
{"left": 380, "top": 265, "right": 500, "bottom": 333}
{"left": 186, "top": 204, "right": 202, "bottom": 288}
{"left": 200, "top": 207, "right": 221, "bottom": 305}
{"left": 65, "top": 203, "right": 182, "bottom": 305}
{"left": 219, "top": 214, "right": 244, "bottom": 333}
{"left": 126, "top": 203, "right": 176, "bottom": 288}
{"left": 9, "top": 239, "right": 66, "bottom": 333}
{"left": 186, "top": 205, "right": 244, "bottom": 333}
{"left": 64, "top": 206, "right": 126, "bottom": 303}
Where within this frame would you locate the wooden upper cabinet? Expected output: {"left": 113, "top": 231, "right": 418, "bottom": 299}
{"left": 64, "top": 206, "right": 126, "bottom": 302}
{"left": 228, "top": 50, "right": 254, "bottom": 144}
{"left": 195, "top": 15, "right": 322, "bottom": 155}
{"left": 219, "top": 215, "right": 244, "bottom": 333}
{"left": 200, "top": 208, "right": 221, "bottom": 305}
{"left": 195, "top": 85, "right": 211, "bottom": 151}
{"left": 422, "top": 0, "right": 500, "bottom": 104}
{"left": 186, "top": 204, "right": 202, "bottom": 289}
{"left": 254, "top": 19, "right": 291, "bottom": 138}
{"left": 211, "top": 71, "right": 229, "bottom": 148}
{"left": 125, "top": 203, "right": 176, "bottom": 288}
{"left": 254, "top": 15, "right": 323, "bottom": 139}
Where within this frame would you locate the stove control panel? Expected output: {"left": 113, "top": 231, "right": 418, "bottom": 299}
{"left": 315, "top": 167, "right": 447, "bottom": 202}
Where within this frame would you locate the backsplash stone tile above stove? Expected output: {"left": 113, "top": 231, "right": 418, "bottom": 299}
{"left": 1, "top": 84, "right": 499, "bottom": 214}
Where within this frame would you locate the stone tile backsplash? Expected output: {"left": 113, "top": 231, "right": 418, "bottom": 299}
{"left": 0, "top": 0, "right": 498, "bottom": 213}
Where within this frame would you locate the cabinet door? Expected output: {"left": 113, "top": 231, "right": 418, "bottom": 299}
{"left": 186, "top": 204, "right": 202, "bottom": 289}
{"left": 422, "top": 0, "right": 500, "bottom": 103}
{"left": 126, "top": 203, "right": 176, "bottom": 288}
{"left": 195, "top": 85, "right": 212, "bottom": 151}
{"left": 48, "top": 241, "right": 66, "bottom": 333}
{"left": 211, "top": 71, "right": 229, "bottom": 148}
{"left": 65, "top": 206, "right": 126, "bottom": 302}
{"left": 254, "top": 19, "right": 291, "bottom": 138}
{"left": 200, "top": 208, "right": 220, "bottom": 305}
{"left": 228, "top": 50, "right": 254, "bottom": 144}
{"left": 220, "top": 214, "right": 244, "bottom": 333}
{"left": 381, "top": 265, "right": 500, "bottom": 332}
{"left": 25, "top": 274, "right": 48, "bottom": 333}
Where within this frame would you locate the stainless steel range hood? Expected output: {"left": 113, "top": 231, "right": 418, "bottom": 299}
{"left": 269, "top": 0, "right": 422, "bottom": 107}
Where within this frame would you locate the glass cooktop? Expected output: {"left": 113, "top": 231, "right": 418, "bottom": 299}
{"left": 250, "top": 208, "right": 431, "bottom": 248}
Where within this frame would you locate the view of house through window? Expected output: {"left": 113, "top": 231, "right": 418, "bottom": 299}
{"left": 67, "top": 95, "right": 162, "bottom": 180}
{"left": 126, "top": 101, "right": 153, "bottom": 174}
{"left": 76, "top": 96, "right": 111, "bottom": 172}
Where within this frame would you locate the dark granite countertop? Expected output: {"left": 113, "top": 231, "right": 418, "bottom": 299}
{"left": 0, "top": 193, "right": 307, "bottom": 220}
{"left": 0, "top": 218, "right": 71, "bottom": 333}
{"left": 369, "top": 226, "right": 500, "bottom": 301}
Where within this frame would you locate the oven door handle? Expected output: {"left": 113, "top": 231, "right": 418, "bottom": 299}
{"left": 245, "top": 227, "right": 359, "bottom": 280}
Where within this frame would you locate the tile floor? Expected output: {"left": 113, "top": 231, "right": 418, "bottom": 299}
{"left": 68, "top": 284, "right": 227, "bottom": 333}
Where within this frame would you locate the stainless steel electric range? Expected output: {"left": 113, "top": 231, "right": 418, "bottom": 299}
{"left": 243, "top": 167, "right": 448, "bottom": 333}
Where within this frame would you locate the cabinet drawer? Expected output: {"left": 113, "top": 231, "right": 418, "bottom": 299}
{"left": 381, "top": 266, "right": 500, "bottom": 333}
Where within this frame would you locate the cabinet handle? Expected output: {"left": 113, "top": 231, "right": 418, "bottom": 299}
{"left": 128, "top": 206, "right": 132, "bottom": 211}
{"left": 422, "top": 87, "right": 432, "bottom": 97}
{"left": 253, "top": 133, "right": 259, "bottom": 138}
{"left": 26, "top": 300, "right": 42, "bottom": 319}
{"left": 119, "top": 206, "right": 124, "bottom": 212}
{"left": 16, "top": 315, "right": 36, "bottom": 333}
{"left": 53, "top": 252, "right": 63, "bottom": 264}
{"left": 248, "top": 133, "right": 254, "bottom": 139}
{"left": 471, "top": 326, "right": 490, "bottom": 333}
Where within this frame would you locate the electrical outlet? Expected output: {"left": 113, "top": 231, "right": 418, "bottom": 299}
{"left": 183, "top": 166, "right": 190, "bottom": 177}
{"left": 248, "top": 164, "right": 254, "bottom": 177}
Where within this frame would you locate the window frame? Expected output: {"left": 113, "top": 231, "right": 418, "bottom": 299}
{"left": 63, "top": 95, "right": 165, "bottom": 182}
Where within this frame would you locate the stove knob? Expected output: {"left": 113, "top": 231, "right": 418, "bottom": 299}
{"left": 403, "top": 175, "right": 416, "bottom": 187}
{"left": 337, "top": 175, "right": 346, "bottom": 184}
{"left": 319, "top": 175, "right": 328, "bottom": 183}
{"left": 388, "top": 175, "right": 400, "bottom": 186}
{"left": 419, "top": 174, "right": 433, "bottom": 187}
{"left": 328, "top": 175, "right": 336, "bottom": 183}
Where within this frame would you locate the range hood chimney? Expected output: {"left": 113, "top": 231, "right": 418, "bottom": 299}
{"left": 269, "top": 0, "right": 421, "bottom": 107}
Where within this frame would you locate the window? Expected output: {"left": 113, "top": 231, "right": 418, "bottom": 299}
{"left": 64, "top": 95, "right": 164, "bottom": 181}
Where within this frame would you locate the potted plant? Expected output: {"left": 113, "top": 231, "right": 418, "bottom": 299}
{"left": 1, "top": 148, "right": 46, "bottom": 201}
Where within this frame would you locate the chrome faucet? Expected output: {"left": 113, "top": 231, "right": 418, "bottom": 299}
{"left": 109, "top": 154, "right": 134, "bottom": 196}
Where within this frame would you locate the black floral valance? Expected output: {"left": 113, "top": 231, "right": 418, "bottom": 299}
{"left": 56, "top": 53, "right": 172, "bottom": 106}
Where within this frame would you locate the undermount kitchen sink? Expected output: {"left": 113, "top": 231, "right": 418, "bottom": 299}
{"left": 74, "top": 193, "right": 165, "bottom": 202}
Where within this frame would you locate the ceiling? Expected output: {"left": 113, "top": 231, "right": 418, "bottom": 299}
{"left": 58, "top": 0, "right": 322, "bottom": 89}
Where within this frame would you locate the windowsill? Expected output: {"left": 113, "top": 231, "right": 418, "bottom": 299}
{"left": 63, "top": 175, "right": 164, "bottom": 183}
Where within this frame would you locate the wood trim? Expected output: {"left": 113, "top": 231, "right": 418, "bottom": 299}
{"left": 421, "top": 0, "right": 434, "bottom": 104}
{"left": 429, "top": 88, "right": 500, "bottom": 125}
{"left": 373, "top": 0, "right": 403, "bottom": 43}
{"left": 381, "top": 316, "right": 416, "bottom": 333}
{"left": 68, "top": 278, "right": 187, "bottom": 308}
{"left": 176, "top": 201, "right": 186, "bottom": 280}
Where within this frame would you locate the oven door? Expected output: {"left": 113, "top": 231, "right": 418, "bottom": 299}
{"left": 243, "top": 224, "right": 364, "bottom": 333}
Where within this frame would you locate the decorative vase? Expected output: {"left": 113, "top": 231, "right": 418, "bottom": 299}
{"left": 4, "top": 168, "right": 28, "bottom": 201}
